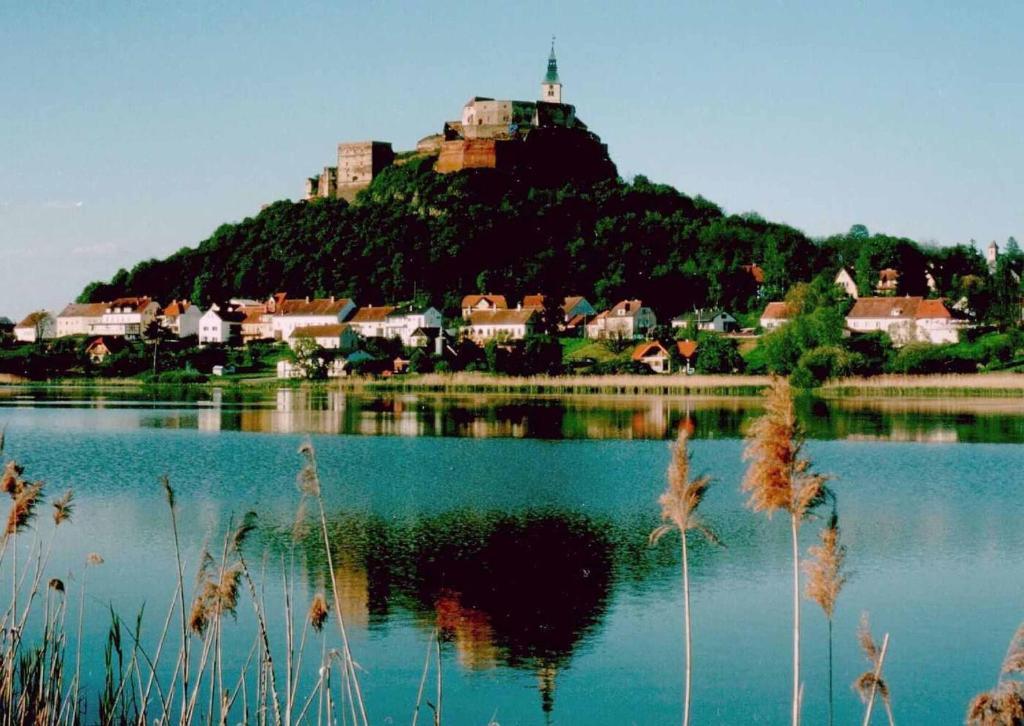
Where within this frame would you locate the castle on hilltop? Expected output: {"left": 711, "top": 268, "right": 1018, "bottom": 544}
{"left": 304, "top": 42, "right": 614, "bottom": 202}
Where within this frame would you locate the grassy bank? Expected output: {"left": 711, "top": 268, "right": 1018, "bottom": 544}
{"left": 820, "top": 373, "right": 1024, "bottom": 398}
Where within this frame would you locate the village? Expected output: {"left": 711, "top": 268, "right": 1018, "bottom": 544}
{"left": 0, "top": 257, "right": 984, "bottom": 382}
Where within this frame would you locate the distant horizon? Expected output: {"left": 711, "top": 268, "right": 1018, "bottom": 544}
{"left": 2, "top": 1, "right": 1021, "bottom": 319}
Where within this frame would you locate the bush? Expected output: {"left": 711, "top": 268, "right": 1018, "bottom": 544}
{"left": 791, "top": 346, "right": 863, "bottom": 388}
{"left": 693, "top": 333, "right": 742, "bottom": 374}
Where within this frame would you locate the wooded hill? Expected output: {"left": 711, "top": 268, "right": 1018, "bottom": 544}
{"left": 79, "top": 155, "right": 1018, "bottom": 323}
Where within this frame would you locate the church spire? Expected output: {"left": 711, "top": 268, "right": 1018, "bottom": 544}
{"left": 540, "top": 37, "right": 562, "bottom": 103}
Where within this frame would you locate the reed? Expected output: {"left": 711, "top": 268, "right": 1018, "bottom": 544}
{"left": 966, "top": 621, "right": 1024, "bottom": 725}
{"left": 804, "top": 510, "right": 848, "bottom": 726}
{"left": 742, "top": 377, "right": 830, "bottom": 726}
{"left": 853, "top": 614, "right": 893, "bottom": 726}
{"left": 650, "top": 428, "right": 719, "bottom": 726}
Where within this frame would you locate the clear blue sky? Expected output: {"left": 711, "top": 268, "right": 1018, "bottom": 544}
{"left": 2, "top": 1, "right": 1021, "bottom": 319}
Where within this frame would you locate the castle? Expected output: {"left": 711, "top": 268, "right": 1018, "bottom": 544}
{"left": 304, "top": 42, "right": 614, "bottom": 202}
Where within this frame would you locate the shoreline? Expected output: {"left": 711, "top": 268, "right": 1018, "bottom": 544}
{"left": 1, "top": 372, "right": 1022, "bottom": 398}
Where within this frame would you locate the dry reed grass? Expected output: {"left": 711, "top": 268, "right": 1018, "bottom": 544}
{"left": 967, "top": 621, "right": 1024, "bottom": 725}
{"left": 805, "top": 511, "right": 848, "bottom": 726}
{"left": 854, "top": 613, "right": 893, "bottom": 726}
{"left": 823, "top": 373, "right": 1024, "bottom": 397}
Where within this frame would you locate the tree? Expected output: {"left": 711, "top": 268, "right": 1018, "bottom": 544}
{"left": 291, "top": 339, "right": 327, "bottom": 379}
{"left": 693, "top": 333, "right": 741, "bottom": 373}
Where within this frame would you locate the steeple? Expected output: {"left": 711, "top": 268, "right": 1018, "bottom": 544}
{"left": 540, "top": 37, "right": 562, "bottom": 103}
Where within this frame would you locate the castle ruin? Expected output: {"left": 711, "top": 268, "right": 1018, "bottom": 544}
{"left": 303, "top": 42, "right": 614, "bottom": 202}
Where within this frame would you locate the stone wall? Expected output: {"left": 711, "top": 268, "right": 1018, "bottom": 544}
{"left": 336, "top": 141, "right": 395, "bottom": 201}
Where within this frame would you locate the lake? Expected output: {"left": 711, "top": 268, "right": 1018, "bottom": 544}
{"left": 0, "top": 386, "right": 1022, "bottom": 724}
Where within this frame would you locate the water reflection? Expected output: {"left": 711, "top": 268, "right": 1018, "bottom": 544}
{"left": 1, "top": 386, "right": 1023, "bottom": 442}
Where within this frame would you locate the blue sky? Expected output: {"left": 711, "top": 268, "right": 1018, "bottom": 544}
{"left": 1, "top": 1, "right": 1021, "bottom": 319}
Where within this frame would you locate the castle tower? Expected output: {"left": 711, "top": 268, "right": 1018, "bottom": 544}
{"left": 540, "top": 38, "right": 562, "bottom": 103}
{"left": 987, "top": 240, "right": 999, "bottom": 271}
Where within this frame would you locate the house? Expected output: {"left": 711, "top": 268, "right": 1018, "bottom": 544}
{"left": 56, "top": 302, "right": 107, "bottom": 337}
{"left": 346, "top": 306, "right": 395, "bottom": 339}
{"left": 876, "top": 268, "right": 900, "bottom": 295}
{"left": 159, "top": 300, "right": 202, "bottom": 338}
{"left": 198, "top": 306, "right": 245, "bottom": 345}
{"left": 521, "top": 294, "right": 597, "bottom": 331}
{"left": 586, "top": 300, "right": 656, "bottom": 340}
{"left": 288, "top": 323, "right": 359, "bottom": 351}
{"left": 759, "top": 302, "right": 793, "bottom": 331}
{"left": 384, "top": 306, "right": 444, "bottom": 345}
{"left": 239, "top": 306, "right": 274, "bottom": 342}
{"left": 14, "top": 312, "right": 56, "bottom": 343}
{"left": 460, "top": 295, "right": 508, "bottom": 320}
{"left": 846, "top": 297, "right": 962, "bottom": 346}
{"left": 85, "top": 336, "right": 128, "bottom": 363}
{"left": 90, "top": 297, "right": 160, "bottom": 338}
{"left": 0, "top": 317, "right": 13, "bottom": 341}
{"left": 632, "top": 341, "right": 672, "bottom": 374}
{"left": 835, "top": 268, "right": 858, "bottom": 298}
{"left": 676, "top": 339, "right": 698, "bottom": 374}
{"left": 464, "top": 309, "right": 536, "bottom": 342}
{"left": 671, "top": 309, "right": 738, "bottom": 333}
{"left": 270, "top": 296, "right": 356, "bottom": 341}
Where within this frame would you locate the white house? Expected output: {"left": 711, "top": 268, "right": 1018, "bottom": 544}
{"left": 271, "top": 297, "right": 356, "bottom": 341}
{"left": 56, "top": 302, "right": 107, "bottom": 337}
{"left": 159, "top": 300, "right": 202, "bottom": 338}
{"left": 759, "top": 302, "right": 793, "bottom": 331}
{"left": 199, "top": 306, "right": 245, "bottom": 345}
{"left": 460, "top": 295, "right": 508, "bottom": 320}
{"left": 632, "top": 341, "right": 672, "bottom": 374}
{"left": 14, "top": 311, "right": 56, "bottom": 343}
{"left": 347, "top": 306, "right": 395, "bottom": 339}
{"left": 846, "top": 297, "right": 961, "bottom": 346}
{"left": 90, "top": 297, "right": 160, "bottom": 339}
{"left": 585, "top": 300, "right": 656, "bottom": 340}
{"left": 835, "top": 268, "right": 858, "bottom": 298}
{"left": 465, "top": 309, "right": 536, "bottom": 342}
{"left": 288, "top": 323, "right": 360, "bottom": 351}
{"left": 384, "top": 306, "right": 444, "bottom": 345}
{"left": 671, "top": 309, "right": 738, "bottom": 333}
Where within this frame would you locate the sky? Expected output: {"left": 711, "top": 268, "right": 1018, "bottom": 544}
{"left": 1, "top": 1, "right": 1022, "bottom": 320}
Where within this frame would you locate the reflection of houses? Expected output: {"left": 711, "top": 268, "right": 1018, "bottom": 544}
{"left": 759, "top": 301, "right": 792, "bottom": 330}
{"left": 846, "top": 297, "right": 961, "bottom": 345}
{"left": 670, "top": 308, "right": 737, "bottom": 333}
{"left": 586, "top": 300, "right": 656, "bottom": 339}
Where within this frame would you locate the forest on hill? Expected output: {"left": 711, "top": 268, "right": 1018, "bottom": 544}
{"left": 78, "top": 155, "right": 1020, "bottom": 322}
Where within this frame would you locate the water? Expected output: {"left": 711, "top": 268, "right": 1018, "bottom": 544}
{"left": 0, "top": 387, "right": 1022, "bottom": 723}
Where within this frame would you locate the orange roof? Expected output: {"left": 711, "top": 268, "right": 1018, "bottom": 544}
{"left": 742, "top": 264, "right": 765, "bottom": 283}
{"left": 609, "top": 299, "right": 647, "bottom": 317}
{"left": 915, "top": 299, "right": 952, "bottom": 319}
{"left": 278, "top": 298, "right": 353, "bottom": 316}
{"left": 760, "top": 302, "right": 793, "bottom": 320}
{"left": 461, "top": 294, "right": 508, "bottom": 310}
{"left": 291, "top": 323, "right": 352, "bottom": 338}
{"left": 676, "top": 339, "right": 698, "bottom": 359}
{"left": 160, "top": 300, "right": 192, "bottom": 317}
{"left": 349, "top": 306, "right": 395, "bottom": 323}
{"left": 631, "top": 341, "right": 669, "bottom": 361}
{"left": 16, "top": 311, "right": 50, "bottom": 328}
{"left": 878, "top": 268, "right": 900, "bottom": 282}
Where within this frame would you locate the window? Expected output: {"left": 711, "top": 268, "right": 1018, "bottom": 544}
{"left": 548, "top": 88, "right": 554, "bottom": 97}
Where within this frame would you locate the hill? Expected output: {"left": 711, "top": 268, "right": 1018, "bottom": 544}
{"left": 78, "top": 155, "right": 1009, "bottom": 322}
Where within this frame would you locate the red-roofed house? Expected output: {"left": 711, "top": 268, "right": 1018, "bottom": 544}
{"left": 759, "top": 302, "right": 793, "bottom": 331}
{"left": 159, "top": 300, "right": 202, "bottom": 338}
{"left": 271, "top": 297, "right": 356, "bottom": 340}
{"left": 632, "top": 341, "right": 672, "bottom": 373}
{"left": 846, "top": 296, "right": 961, "bottom": 345}
{"left": 91, "top": 298, "right": 160, "bottom": 339}
{"left": 14, "top": 311, "right": 56, "bottom": 343}
{"left": 56, "top": 302, "right": 108, "bottom": 337}
{"left": 460, "top": 295, "right": 508, "bottom": 320}
{"left": 465, "top": 309, "right": 536, "bottom": 343}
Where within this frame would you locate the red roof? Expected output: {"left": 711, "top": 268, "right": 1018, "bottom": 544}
{"left": 609, "top": 300, "right": 647, "bottom": 317}
{"left": 291, "top": 323, "right": 352, "bottom": 338}
{"left": 278, "top": 298, "right": 353, "bottom": 316}
{"left": 676, "top": 339, "right": 698, "bottom": 359}
{"left": 631, "top": 341, "right": 669, "bottom": 361}
{"left": 760, "top": 302, "right": 793, "bottom": 320}
{"left": 461, "top": 294, "right": 508, "bottom": 310}
{"left": 350, "top": 306, "right": 395, "bottom": 323}
{"left": 468, "top": 309, "right": 534, "bottom": 326}
{"left": 160, "top": 300, "right": 192, "bottom": 317}
{"left": 847, "top": 296, "right": 951, "bottom": 320}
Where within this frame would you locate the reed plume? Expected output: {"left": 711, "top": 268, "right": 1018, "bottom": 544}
{"left": 650, "top": 428, "right": 718, "bottom": 726}
{"left": 1, "top": 461, "right": 24, "bottom": 497}
{"left": 805, "top": 511, "right": 848, "bottom": 726}
{"left": 742, "top": 377, "right": 829, "bottom": 726}
{"left": 6, "top": 482, "right": 43, "bottom": 536}
{"left": 51, "top": 490, "right": 74, "bottom": 526}
{"left": 853, "top": 613, "right": 893, "bottom": 725}
{"left": 966, "top": 621, "right": 1024, "bottom": 725}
